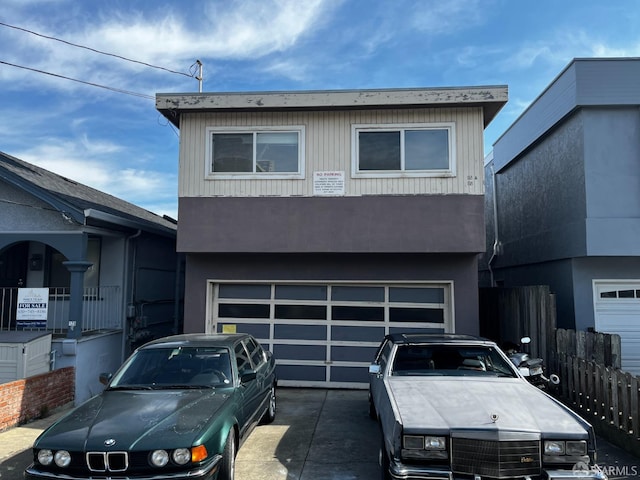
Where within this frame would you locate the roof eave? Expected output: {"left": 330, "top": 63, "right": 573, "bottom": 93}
{"left": 156, "top": 86, "right": 508, "bottom": 128}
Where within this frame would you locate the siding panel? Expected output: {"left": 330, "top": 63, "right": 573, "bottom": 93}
{"left": 179, "top": 108, "right": 485, "bottom": 198}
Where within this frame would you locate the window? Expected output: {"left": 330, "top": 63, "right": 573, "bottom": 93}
{"left": 207, "top": 127, "right": 304, "bottom": 178}
{"left": 235, "top": 343, "right": 252, "bottom": 375}
{"left": 352, "top": 123, "right": 454, "bottom": 177}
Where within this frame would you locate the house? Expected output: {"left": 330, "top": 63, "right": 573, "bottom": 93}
{"left": 156, "top": 86, "right": 507, "bottom": 388}
{"left": 481, "top": 58, "right": 640, "bottom": 375}
{"left": 0, "top": 152, "right": 183, "bottom": 403}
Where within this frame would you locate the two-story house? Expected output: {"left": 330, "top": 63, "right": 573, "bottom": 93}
{"left": 482, "top": 58, "right": 640, "bottom": 375}
{"left": 157, "top": 86, "right": 507, "bottom": 387}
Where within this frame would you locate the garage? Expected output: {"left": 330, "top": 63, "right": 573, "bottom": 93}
{"left": 593, "top": 281, "right": 640, "bottom": 375}
{"left": 209, "top": 281, "right": 453, "bottom": 387}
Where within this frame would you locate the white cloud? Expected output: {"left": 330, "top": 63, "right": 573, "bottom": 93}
{"left": 409, "top": 0, "right": 487, "bottom": 36}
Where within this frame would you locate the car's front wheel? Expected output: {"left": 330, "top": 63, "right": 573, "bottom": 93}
{"left": 379, "top": 437, "right": 391, "bottom": 480}
{"left": 219, "top": 430, "right": 236, "bottom": 480}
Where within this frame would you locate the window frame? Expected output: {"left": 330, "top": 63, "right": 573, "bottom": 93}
{"left": 351, "top": 122, "right": 456, "bottom": 178}
{"left": 205, "top": 125, "right": 305, "bottom": 179}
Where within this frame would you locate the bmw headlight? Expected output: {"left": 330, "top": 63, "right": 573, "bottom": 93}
{"left": 172, "top": 448, "right": 191, "bottom": 465}
{"left": 37, "top": 449, "right": 54, "bottom": 466}
{"left": 54, "top": 450, "right": 71, "bottom": 468}
{"left": 150, "top": 450, "right": 169, "bottom": 467}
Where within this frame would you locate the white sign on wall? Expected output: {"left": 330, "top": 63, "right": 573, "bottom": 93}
{"left": 313, "top": 171, "right": 345, "bottom": 196}
{"left": 17, "top": 288, "right": 49, "bottom": 329}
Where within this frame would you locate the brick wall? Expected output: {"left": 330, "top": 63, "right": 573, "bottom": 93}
{"left": 0, "top": 367, "right": 74, "bottom": 432}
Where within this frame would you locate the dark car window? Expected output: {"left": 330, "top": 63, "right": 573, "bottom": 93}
{"left": 244, "top": 337, "right": 265, "bottom": 366}
{"left": 110, "top": 347, "right": 233, "bottom": 387}
{"left": 391, "top": 344, "right": 517, "bottom": 377}
{"left": 235, "top": 342, "right": 252, "bottom": 375}
{"left": 377, "top": 340, "right": 393, "bottom": 372}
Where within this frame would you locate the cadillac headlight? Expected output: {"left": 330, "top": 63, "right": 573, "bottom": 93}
{"left": 544, "top": 440, "right": 565, "bottom": 455}
{"left": 402, "top": 435, "right": 448, "bottom": 460}
{"left": 544, "top": 440, "right": 587, "bottom": 457}
{"left": 566, "top": 441, "right": 587, "bottom": 455}
{"left": 37, "top": 449, "right": 54, "bottom": 466}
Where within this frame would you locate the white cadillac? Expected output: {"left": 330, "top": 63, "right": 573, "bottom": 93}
{"left": 368, "top": 333, "right": 607, "bottom": 480}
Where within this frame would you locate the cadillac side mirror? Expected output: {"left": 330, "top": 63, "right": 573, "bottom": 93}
{"left": 369, "top": 364, "right": 381, "bottom": 375}
{"left": 99, "top": 373, "right": 113, "bottom": 385}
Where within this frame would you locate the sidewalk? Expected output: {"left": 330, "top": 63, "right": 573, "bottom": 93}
{"left": 0, "top": 406, "right": 70, "bottom": 462}
{"left": 1, "top": 389, "right": 638, "bottom": 480}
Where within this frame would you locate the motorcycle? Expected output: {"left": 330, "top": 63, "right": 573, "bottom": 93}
{"left": 504, "top": 337, "right": 560, "bottom": 389}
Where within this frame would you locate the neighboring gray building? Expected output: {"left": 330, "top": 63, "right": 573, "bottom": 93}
{"left": 0, "top": 152, "right": 183, "bottom": 403}
{"left": 157, "top": 86, "right": 507, "bottom": 388}
{"left": 481, "top": 58, "right": 640, "bottom": 374}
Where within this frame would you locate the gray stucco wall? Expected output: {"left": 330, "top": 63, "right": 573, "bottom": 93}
{"left": 182, "top": 252, "right": 480, "bottom": 336}
{"left": 583, "top": 107, "right": 640, "bottom": 255}
{"left": 488, "top": 110, "right": 587, "bottom": 269}
{"left": 177, "top": 195, "right": 485, "bottom": 254}
{"left": 53, "top": 331, "right": 123, "bottom": 405}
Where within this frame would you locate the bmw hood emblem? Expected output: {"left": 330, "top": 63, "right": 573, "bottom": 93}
{"left": 104, "top": 438, "right": 116, "bottom": 447}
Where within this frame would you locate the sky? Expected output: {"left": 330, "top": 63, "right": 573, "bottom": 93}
{"left": 1, "top": 0, "right": 639, "bottom": 220}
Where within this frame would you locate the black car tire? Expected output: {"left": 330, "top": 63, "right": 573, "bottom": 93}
{"left": 261, "top": 384, "right": 277, "bottom": 424}
{"left": 379, "top": 437, "right": 391, "bottom": 480}
{"left": 368, "top": 392, "right": 377, "bottom": 420}
{"left": 219, "top": 430, "right": 236, "bottom": 480}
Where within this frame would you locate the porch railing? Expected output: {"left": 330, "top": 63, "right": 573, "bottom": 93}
{"left": 0, "top": 286, "right": 122, "bottom": 334}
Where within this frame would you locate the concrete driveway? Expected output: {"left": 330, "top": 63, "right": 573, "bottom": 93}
{"left": 236, "top": 388, "right": 380, "bottom": 480}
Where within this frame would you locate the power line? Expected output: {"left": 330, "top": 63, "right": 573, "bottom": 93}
{"left": 0, "top": 21, "right": 194, "bottom": 78}
{"left": 0, "top": 60, "right": 155, "bottom": 100}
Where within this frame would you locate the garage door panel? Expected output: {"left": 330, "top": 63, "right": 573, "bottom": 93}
{"left": 212, "top": 281, "right": 453, "bottom": 387}
{"left": 274, "top": 324, "right": 327, "bottom": 340}
{"left": 594, "top": 280, "right": 640, "bottom": 376}
{"left": 330, "top": 366, "right": 369, "bottom": 383}
{"left": 274, "top": 344, "right": 326, "bottom": 361}
{"left": 331, "top": 345, "right": 377, "bottom": 362}
{"left": 332, "top": 305, "right": 384, "bottom": 321}
{"left": 389, "top": 326, "right": 445, "bottom": 335}
{"left": 219, "top": 303, "right": 270, "bottom": 318}
{"left": 390, "top": 307, "right": 444, "bottom": 323}
{"left": 277, "top": 364, "right": 326, "bottom": 382}
{"left": 275, "top": 304, "right": 327, "bottom": 320}
{"left": 331, "top": 325, "right": 384, "bottom": 342}
{"left": 389, "top": 286, "right": 444, "bottom": 303}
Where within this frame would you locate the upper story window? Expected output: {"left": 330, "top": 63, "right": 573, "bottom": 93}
{"left": 206, "top": 126, "right": 305, "bottom": 179}
{"left": 352, "top": 123, "right": 455, "bottom": 177}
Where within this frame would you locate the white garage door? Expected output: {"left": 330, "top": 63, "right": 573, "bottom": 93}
{"left": 208, "top": 281, "right": 453, "bottom": 388}
{"left": 594, "top": 281, "right": 640, "bottom": 375}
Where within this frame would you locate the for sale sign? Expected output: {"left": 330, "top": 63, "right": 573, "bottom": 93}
{"left": 17, "top": 288, "right": 49, "bottom": 329}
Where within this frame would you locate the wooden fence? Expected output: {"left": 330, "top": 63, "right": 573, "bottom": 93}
{"left": 552, "top": 329, "right": 640, "bottom": 457}
{"left": 479, "top": 285, "right": 556, "bottom": 360}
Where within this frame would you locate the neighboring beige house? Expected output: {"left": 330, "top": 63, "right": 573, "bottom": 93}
{"left": 156, "top": 86, "right": 507, "bottom": 388}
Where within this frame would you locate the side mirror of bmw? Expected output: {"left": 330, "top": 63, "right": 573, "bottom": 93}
{"left": 241, "top": 370, "right": 257, "bottom": 384}
{"left": 99, "top": 373, "right": 112, "bottom": 385}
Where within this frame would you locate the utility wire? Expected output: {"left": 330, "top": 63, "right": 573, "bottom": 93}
{"left": 0, "top": 60, "right": 154, "bottom": 100}
{"left": 0, "top": 21, "right": 194, "bottom": 78}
